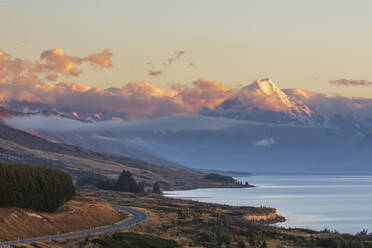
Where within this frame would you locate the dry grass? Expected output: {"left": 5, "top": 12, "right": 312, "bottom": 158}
{"left": 0, "top": 196, "right": 127, "bottom": 242}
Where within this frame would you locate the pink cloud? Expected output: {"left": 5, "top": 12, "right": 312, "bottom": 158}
{"left": 329, "top": 79, "right": 372, "bottom": 86}
{"left": 0, "top": 48, "right": 113, "bottom": 85}
{"left": 148, "top": 70, "right": 163, "bottom": 77}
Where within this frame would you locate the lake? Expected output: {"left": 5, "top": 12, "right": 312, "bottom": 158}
{"left": 164, "top": 174, "right": 372, "bottom": 234}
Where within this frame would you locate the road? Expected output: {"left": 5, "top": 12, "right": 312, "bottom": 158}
{"left": 0, "top": 206, "right": 148, "bottom": 247}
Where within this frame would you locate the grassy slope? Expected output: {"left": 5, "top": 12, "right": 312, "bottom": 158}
{"left": 0, "top": 197, "right": 125, "bottom": 242}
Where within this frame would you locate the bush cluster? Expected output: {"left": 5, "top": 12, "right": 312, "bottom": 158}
{"left": 92, "top": 232, "right": 178, "bottom": 248}
{"left": 204, "top": 173, "right": 236, "bottom": 183}
{"left": 0, "top": 163, "right": 75, "bottom": 212}
{"left": 113, "top": 170, "right": 145, "bottom": 193}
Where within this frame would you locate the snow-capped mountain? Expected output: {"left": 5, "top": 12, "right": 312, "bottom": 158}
{"left": 202, "top": 78, "right": 319, "bottom": 125}
{"left": 241, "top": 79, "right": 315, "bottom": 121}
{"left": 200, "top": 79, "right": 372, "bottom": 134}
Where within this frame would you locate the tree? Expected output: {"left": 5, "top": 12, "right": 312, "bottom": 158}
{"left": 152, "top": 182, "right": 162, "bottom": 194}
{"left": 113, "top": 170, "right": 144, "bottom": 193}
{"left": 95, "top": 179, "right": 115, "bottom": 190}
{"left": 138, "top": 182, "right": 145, "bottom": 194}
{"left": 0, "top": 163, "right": 75, "bottom": 212}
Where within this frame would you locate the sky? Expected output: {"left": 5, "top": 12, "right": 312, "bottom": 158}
{"left": 1, "top": 0, "right": 372, "bottom": 97}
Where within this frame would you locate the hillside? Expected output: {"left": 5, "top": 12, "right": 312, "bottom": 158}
{"left": 0, "top": 123, "right": 241, "bottom": 189}
{"left": 9, "top": 115, "right": 368, "bottom": 173}
{"left": 0, "top": 106, "right": 20, "bottom": 119}
{"left": 1, "top": 111, "right": 184, "bottom": 168}
{"left": 0, "top": 197, "right": 125, "bottom": 242}
{"left": 35, "top": 129, "right": 184, "bottom": 169}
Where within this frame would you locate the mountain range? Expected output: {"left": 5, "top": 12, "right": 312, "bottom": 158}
{"left": 2, "top": 79, "right": 372, "bottom": 173}
{"left": 201, "top": 79, "right": 372, "bottom": 133}
{"left": 3, "top": 79, "right": 372, "bottom": 134}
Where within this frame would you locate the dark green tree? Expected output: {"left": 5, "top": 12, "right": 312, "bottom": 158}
{"left": 95, "top": 179, "right": 115, "bottom": 190}
{"left": 113, "top": 170, "right": 144, "bottom": 193}
{"left": 0, "top": 163, "right": 75, "bottom": 212}
{"left": 152, "top": 182, "right": 162, "bottom": 194}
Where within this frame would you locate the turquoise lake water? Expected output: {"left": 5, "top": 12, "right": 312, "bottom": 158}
{"left": 164, "top": 174, "right": 372, "bottom": 234}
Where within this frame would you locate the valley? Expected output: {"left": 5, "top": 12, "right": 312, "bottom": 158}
{"left": 0, "top": 122, "right": 247, "bottom": 190}
{"left": 7, "top": 189, "right": 372, "bottom": 248}
{"left": 2, "top": 2, "right": 372, "bottom": 247}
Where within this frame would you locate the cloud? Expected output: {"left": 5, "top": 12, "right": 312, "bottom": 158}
{"left": 86, "top": 49, "right": 112, "bottom": 68}
{"left": 167, "top": 50, "right": 185, "bottom": 65}
{"left": 40, "top": 48, "right": 112, "bottom": 76}
{"left": 3, "top": 49, "right": 372, "bottom": 122}
{"left": 146, "top": 50, "right": 186, "bottom": 76}
{"left": 253, "top": 138, "right": 275, "bottom": 147}
{"left": 0, "top": 49, "right": 40, "bottom": 85}
{"left": 3, "top": 76, "right": 372, "bottom": 121}
{"left": 173, "top": 79, "right": 232, "bottom": 110}
{"left": 5, "top": 115, "right": 242, "bottom": 133}
{"left": 329, "top": 79, "right": 372, "bottom": 86}
{"left": 40, "top": 48, "right": 83, "bottom": 76}
{"left": 0, "top": 48, "right": 112, "bottom": 85}
{"left": 284, "top": 89, "right": 372, "bottom": 118}
{"left": 148, "top": 70, "right": 163, "bottom": 77}
{"left": 46, "top": 74, "right": 58, "bottom": 81}
{"left": 0, "top": 79, "right": 234, "bottom": 120}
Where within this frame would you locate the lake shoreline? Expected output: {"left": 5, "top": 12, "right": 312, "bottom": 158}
{"left": 164, "top": 174, "right": 372, "bottom": 234}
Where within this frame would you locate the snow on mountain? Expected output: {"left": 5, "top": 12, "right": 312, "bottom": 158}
{"left": 242, "top": 79, "right": 315, "bottom": 118}
{"left": 202, "top": 79, "right": 318, "bottom": 125}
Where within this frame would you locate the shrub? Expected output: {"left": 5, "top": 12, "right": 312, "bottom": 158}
{"left": 92, "top": 232, "right": 178, "bottom": 248}
{"left": 76, "top": 173, "right": 109, "bottom": 187}
{"left": 204, "top": 173, "right": 236, "bottom": 183}
{"left": 95, "top": 179, "right": 116, "bottom": 190}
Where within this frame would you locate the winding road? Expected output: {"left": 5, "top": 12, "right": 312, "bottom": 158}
{"left": 0, "top": 206, "right": 148, "bottom": 247}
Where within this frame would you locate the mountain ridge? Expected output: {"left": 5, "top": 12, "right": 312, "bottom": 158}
{"left": 2, "top": 79, "right": 372, "bottom": 131}
{"left": 245, "top": 79, "right": 314, "bottom": 117}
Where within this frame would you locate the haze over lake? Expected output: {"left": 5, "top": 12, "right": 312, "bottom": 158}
{"left": 165, "top": 174, "right": 372, "bottom": 234}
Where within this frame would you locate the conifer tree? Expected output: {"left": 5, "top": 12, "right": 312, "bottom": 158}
{"left": 113, "top": 170, "right": 144, "bottom": 193}
{"left": 152, "top": 182, "right": 162, "bottom": 194}
{"left": 0, "top": 163, "right": 75, "bottom": 212}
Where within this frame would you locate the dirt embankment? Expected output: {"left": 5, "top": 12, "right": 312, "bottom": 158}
{"left": 243, "top": 207, "right": 285, "bottom": 224}
{"left": 0, "top": 196, "right": 126, "bottom": 242}
{"left": 244, "top": 212, "right": 281, "bottom": 222}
